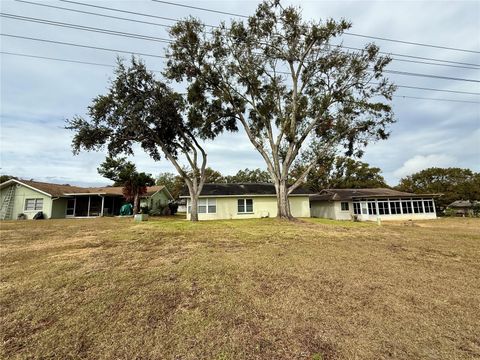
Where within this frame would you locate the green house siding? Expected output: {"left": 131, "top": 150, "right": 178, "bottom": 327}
{"left": 140, "top": 189, "right": 171, "bottom": 212}
{"left": 51, "top": 198, "right": 68, "bottom": 219}
{"left": 0, "top": 184, "right": 53, "bottom": 219}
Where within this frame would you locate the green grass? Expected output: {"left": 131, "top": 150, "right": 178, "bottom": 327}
{"left": 1, "top": 217, "right": 479, "bottom": 359}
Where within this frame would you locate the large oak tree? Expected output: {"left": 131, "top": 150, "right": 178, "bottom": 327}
{"left": 166, "top": 0, "right": 395, "bottom": 219}
{"left": 67, "top": 58, "right": 237, "bottom": 221}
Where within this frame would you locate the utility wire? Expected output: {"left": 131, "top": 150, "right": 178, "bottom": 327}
{"left": 0, "top": 13, "right": 172, "bottom": 43}
{"left": 150, "top": 0, "right": 480, "bottom": 54}
{"left": 3, "top": 32, "right": 479, "bottom": 84}
{"left": 2, "top": 49, "right": 479, "bottom": 97}
{"left": 393, "top": 95, "right": 479, "bottom": 104}
{"left": 0, "top": 34, "right": 167, "bottom": 59}
{"left": 56, "top": 0, "right": 480, "bottom": 67}
{"left": 340, "top": 45, "right": 479, "bottom": 68}
{"left": 151, "top": 0, "right": 246, "bottom": 18}
{"left": 15, "top": 0, "right": 175, "bottom": 29}
{"left": 0, "top": 51, "right": 163, "bottom": 72}
{"left": 58, "top": 0, "right": 199, "bottom": 25}
{"left": 14, "top": 0, "right": 480, "bottom": 70}
{"left": 382, "top": 69, "right": 480, "bottom": 83}
{"left": 33, "top": 0, "right": 479, "bottom": 67}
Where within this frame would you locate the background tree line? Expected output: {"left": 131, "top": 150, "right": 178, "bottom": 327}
{"left": 157, "top": 165, "right": 480, "bottom": 211}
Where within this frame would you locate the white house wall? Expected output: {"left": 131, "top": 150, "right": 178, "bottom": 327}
{"left": 186, "top": 196, "right": 311, "bottom": 220}
{"left": 311, "top": 199, "right": 437, "bottom": 221}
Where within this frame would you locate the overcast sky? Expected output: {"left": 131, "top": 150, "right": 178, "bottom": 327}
{"left": 1, "top": 0, "right": 479, "bottom": 187}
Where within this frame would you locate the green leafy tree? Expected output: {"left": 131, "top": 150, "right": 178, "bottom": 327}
{"left": 158, "top": 167, "right": 225, "bottom": 199}
{"left": 293, "top": 156, "right": 388, "bottom": 192}
{"left": 98, "top": 157, "right": 155, "bottom": 214}
{"left": 67, "top": 58, "right": 236, "bottom": 221}
{"left": 166, "top": 1, "right": 395, "bottom": 219}
{"left": 156, "top": 172, "right": 182, "bottom": 199}
{"left": 0, "top": 175, "right": 17, "bottom": 184}
{"left": 396, "top": 167, "right": 480, "bottom": 210}
{"left": 224, "top": 168, "right": 272, "bottom": 183}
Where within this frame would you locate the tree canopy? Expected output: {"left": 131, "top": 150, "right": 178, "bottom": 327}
{"left": 67, "top": 58, "right": 237, "bottom": 221}
{"left": 294, "top": 156, "right": 388, "bottom": 192}
{"left": 98, "top": 157, "right": 155, "bottom": 214}
{"left": 224, "top": 168, "right": 272, "bottom": 183}
{"left": 396, "top": 167, "right": 480, "bottom": 209}
{"left": 166, "top": 0, "right": 395, "bottom": 218}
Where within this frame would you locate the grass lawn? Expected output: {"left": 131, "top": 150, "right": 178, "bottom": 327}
{"left": 1, "top": 217, "right": 479, "bottom": 359}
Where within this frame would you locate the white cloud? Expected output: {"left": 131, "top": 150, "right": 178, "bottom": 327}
{"left": 393, "top": 154, "right": 457, "bottom": 179}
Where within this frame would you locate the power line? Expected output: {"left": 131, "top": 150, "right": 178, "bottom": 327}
{"left": 58, "top": 0, "right": 196, "bottom": 25}
{"left": 3, "top": 32, "right": 480, "bottom": 85}
{"left": 393, "top": 95, "right": 479, "bottom": 104}
{"left": 151, "top": 0, "right": 247, "bottom": 18}
{"left": 0, "top": 13, "right": 172, "bottom": 43}
{"left": 14, "top": 0, "right": 175, "bottom": 29}
{"left": 0, "top": 51, "right": 163, "bottom": 72}
{"left": 24, "top": 0, "right": 479, "bottom": 68}
{"left": 150, "top": 0, "right": 480, "bottom": 54}
{"left": 0, "top": 34, "right": 167, "bottom": 59}
{"left": 382, "top": 69, "right": 480, "bottom": 83}
{"left": 389, "top": 84, "right": 479, "bottom": 96}
{"left": 345, "top": 33, "right": 480, "bottom": 54}
{"left": 390, "top": 58, "right": 478, "bottom": 70}
{"left": 340, "top": 45, "right": 479, "bottom": 68}
{"left": 2, "top": 49, "right": 479, "bottom": 97}
{"left": 15, "top": 0, "right": 480, "bottom": 71}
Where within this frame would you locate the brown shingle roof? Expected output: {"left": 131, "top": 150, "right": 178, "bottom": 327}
{"left": 310, "top": 188, "right": 430, "bottom": 201}
{"left": 1, "top": 179, "right": 166, "bottom": 197}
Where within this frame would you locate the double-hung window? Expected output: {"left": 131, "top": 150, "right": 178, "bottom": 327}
{"left": 340, "top": 202, "right": 349, "bottom": 211}
{"left": 25, "top": 198, "right": 43, "bottom": 211}
{"left": 368, "top": 201, "right": 377, "bottom": 215}
{"left": 238, "top": 199, "right": 253, "bottom": 213}
{"left": 188, "top": 198, "right": 216, "bottom": 214}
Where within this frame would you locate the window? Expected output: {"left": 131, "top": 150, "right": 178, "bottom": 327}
{"left": 412, "top": 200, "right": 423, "bottom": 213}
{"left": 402, "top": 200, "right": 412, "bottom": 214}
{"left": 238, "top": 198, "right": 253, "bottom": 213}
{"left": 25, "top": 198, "right": 43, "bottom": 211}
{"left": 368, "top": 201, "right": 377, "bottom": 215}
{"left": 390, "top": 201, "right": 402, "bottom": 215}
{"left": 378, "top": 201, "right": 390, "bottom": 215}
{"left": 341, "top": 202, "right": 349, "bottom": 211}
{"left": 198, "top": 199, "right": 207, "bottom": 213}
{"left": 353, "top": 202, "right": 361, "bottom": 215}
{"left": 208, "top": 198, "right": 217, "bottom": 213}
{"left": 187, "top": 198, "right": 216, "bottom": 214}
{"left": 424, "top": 200, "right": 435, "bottom": 213}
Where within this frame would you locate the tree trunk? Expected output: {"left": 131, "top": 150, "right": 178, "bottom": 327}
{"left": 277, "top": 180, "right": 293, "bottom": 220}
{"left": 190, "top": 193, "right": 199, "bottom": 222}
{"left": 133, "top": 193, "right": 140, "bottom": 215}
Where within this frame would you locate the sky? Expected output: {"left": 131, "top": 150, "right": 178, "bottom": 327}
{"left": 1, "top": 0, "right": 479, "bottom": 187}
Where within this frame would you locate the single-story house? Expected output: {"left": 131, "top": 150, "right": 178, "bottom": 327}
{"left": 0, "top": 179, "right": 173, "bottom": 220}
{"left": 179, "top": 183, "right": 312, "bottom": 220}
{"left": 446, "top": 200, "right": 479, "bottom": 216}
{"left": 310, "top": 188, "right": 439, "bottom": 221}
